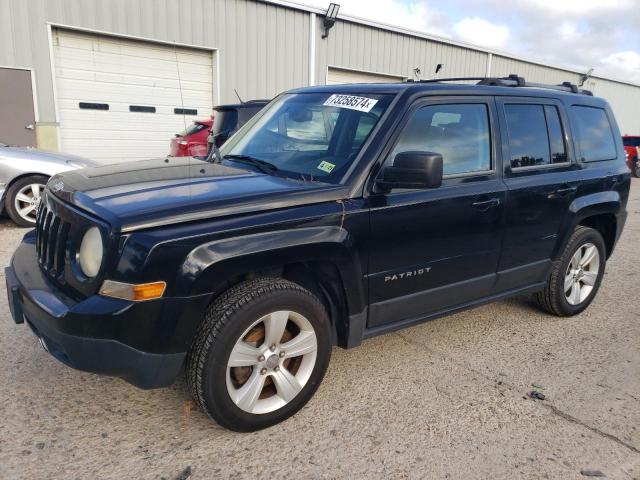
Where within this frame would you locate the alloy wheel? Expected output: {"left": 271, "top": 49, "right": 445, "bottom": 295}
{"left": 226, "top": 310, "right": 318, "bottom": 414}
{"left": 564, "top": 242, "right": 600, "bottom": 306}
{"left": 13, "top": 183, "right": 44, "bottom": 224}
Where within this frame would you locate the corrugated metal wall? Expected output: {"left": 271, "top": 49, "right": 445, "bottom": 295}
{"left": 315, "top": 18, "right": 489, "bottom": 84}
{"left": 585, "top": 78, "right": 640, "bottom": 136}
{"left": 491, "top": 55, "right": 582, "bottom": 85}
{"left": 0, "top": 0, "right": 639, "bottom": 134}
{"left": 0, "top": 0, "right": 310, "bottom": 123}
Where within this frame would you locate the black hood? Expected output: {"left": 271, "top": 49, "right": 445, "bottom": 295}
{"left": 49, "top": 157, "right": 347, "bottom": 232}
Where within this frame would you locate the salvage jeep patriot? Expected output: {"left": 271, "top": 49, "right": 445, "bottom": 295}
{"left": 5, "top": 76, "right": 630, "bottom": 431}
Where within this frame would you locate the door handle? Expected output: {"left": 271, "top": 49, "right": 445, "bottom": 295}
{"left": 25, "top": 124, "right": 34, "bottom": 131}
{"left": 553, "top": 185, "right": 577, "bottom": 196}
{"left": 471, "top": 197, "right": 500, "bottom": 211}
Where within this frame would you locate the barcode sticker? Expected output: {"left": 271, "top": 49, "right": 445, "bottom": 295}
{"left": 323, "top": 94, "right": 378, "bottom": 112}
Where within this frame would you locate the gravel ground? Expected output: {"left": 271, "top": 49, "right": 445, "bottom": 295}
{"left": 0, "top": 180, "right": 639, "bottom": 480}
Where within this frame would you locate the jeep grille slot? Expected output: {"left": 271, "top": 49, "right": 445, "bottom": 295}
{"left": 36, "top": 201, "right": 70, "bottom": 278}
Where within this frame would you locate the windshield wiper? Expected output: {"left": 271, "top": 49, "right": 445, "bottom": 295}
{"left": 223, "top": 155, "right": 278, "bottom": 175}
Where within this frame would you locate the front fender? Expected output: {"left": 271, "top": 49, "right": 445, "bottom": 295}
{"left": 175, "top": 225, "right": 366, "bottom": 315}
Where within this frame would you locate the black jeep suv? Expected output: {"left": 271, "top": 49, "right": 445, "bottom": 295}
{"left": 5, "top": 76, "right": 630, "bottom": 431}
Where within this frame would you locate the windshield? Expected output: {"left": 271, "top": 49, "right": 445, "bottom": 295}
{"left": 219, "top": 92, "right": 393, "bottom": 183}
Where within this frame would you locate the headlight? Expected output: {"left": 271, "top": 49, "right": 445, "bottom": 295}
{"left": 78, "top": 227, "right": 103, "bottom": 277}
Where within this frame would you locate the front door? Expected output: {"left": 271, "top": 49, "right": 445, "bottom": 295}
{"left": 0, "top": 68, "right": 36, "bottom": 147}
{"left": 367, "top": 97, "right": 505, "bottom": 329}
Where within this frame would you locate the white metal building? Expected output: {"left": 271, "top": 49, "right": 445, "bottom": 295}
{"left": 1, "top": 0, "right": 639, "bottom": 161}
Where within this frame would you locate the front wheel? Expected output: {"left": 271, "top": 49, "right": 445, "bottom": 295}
{"left": 535, "top": 226, "right": 606, "bottom": 316}
{"left": 186, "top": 277, "right": 331, "bottom": 431}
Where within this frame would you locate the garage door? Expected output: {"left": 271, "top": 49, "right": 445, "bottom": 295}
{"left": 326, "top": 67, "right": 404, "bottom": 85}
{"left": 53, "top": 29, "right": 214, "bottom": 163}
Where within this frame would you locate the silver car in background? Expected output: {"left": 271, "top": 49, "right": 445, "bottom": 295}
{"left": 0, "top": 142, "right": 98, "bottom": 227}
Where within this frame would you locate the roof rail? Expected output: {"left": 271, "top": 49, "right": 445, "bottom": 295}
{"left": 413, "top": 74, "right": 593, "bottom": 96}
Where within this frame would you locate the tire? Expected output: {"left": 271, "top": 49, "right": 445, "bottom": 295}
{"left": 4, "top": 175, "right": 48, "bottom": 227}
{"left": 634, "top": 162, "right": 640, "bottom": 178}
{"left": 535, "top": 226, "right": 606, "bottom": 316}
{"left": 186, "top": 277, "right": 332, "bottom": 432}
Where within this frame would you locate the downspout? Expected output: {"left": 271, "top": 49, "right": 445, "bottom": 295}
{"left": 309, "top": 12, "right": 316, "bottom": 86}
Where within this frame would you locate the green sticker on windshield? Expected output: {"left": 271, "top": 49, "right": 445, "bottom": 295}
{"left": 317, "top": 161, "right": 336, "bottom": 173}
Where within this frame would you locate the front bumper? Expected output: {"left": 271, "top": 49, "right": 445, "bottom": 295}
{"left": 5, "top": 233, "right": 211, "bottom": 389}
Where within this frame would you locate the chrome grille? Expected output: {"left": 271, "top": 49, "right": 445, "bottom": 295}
{"left": 35, "top": 197, "right": 70, "bottom": 278}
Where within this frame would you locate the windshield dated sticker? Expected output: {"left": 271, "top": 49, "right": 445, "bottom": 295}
{"left": 323, "top": 94, "right": 378, "bottom": 112}
{"left": 317, "top": 161, "right": 336, "bottom": 173}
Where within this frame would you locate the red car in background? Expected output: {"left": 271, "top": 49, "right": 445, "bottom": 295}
{"left": 170, "top": 118, "right": 212, "bottom": 157}
{"left": 623, "top": 135, "right": 640, "bottom": 177}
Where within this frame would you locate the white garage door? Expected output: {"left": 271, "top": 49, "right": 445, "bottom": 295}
{"left": 53, "top": 29, "right": 214, "bottom": 163}
{"left": 327, "top": 67, "right": 404, "bottom": 85}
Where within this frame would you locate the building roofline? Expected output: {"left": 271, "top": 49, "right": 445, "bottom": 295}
{"left": 262, "top": 0, "right": 640, "bottom": 89}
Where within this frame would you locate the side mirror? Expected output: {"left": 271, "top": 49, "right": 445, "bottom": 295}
{"left": 376, "top": 151, "right": 443, "bottom": 190}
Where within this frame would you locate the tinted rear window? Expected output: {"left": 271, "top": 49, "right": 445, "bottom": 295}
{"left": 571, "top": 106, "right": 617, "bottom": 161}
{"left": 212, "top": 110, "right": 239, "bottom": 135}
{"left": 623, "top": 137, "right": 640, "bottom": 148}
{"left": 177, "top": 123, "right": 207, "bottom": 137}
{"left": 238, "top": 106, "right": 264, "bottom": 126}
{"left": 505, "top": 104, "right": 550, "bottom": 168}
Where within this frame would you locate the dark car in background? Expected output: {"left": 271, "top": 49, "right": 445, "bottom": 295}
{"left": 208, "top": 100, "right": 269, "bottom": 149}
{"left": 170, "top": 118, "right": 213, "bottom": 157}
{"left": 622, "top": 135, "right": 640, "bottom": 177}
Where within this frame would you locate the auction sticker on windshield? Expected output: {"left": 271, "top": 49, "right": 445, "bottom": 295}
{"left": 323, "top": 94, "right": 378, "bottom": 112}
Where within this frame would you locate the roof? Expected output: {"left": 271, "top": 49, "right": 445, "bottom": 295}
{"left": 262, "top": 0, "right": 640, "bottom": 89}
{"left": 288, "top": 81, "right": 608, "bottom": 103}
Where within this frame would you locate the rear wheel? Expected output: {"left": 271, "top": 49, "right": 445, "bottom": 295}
{"left": 535, "top": 226, "right": 606, "bottom": 316}
{"left": 5, "top": 175, "right": 48, "bottom": 227}
{"left": 186, "top": 277, "right": 331, "bottom": 431}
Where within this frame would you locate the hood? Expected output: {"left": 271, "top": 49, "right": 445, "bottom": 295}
{"left": 49, "top": 157, "right": 347, "bottom": 232}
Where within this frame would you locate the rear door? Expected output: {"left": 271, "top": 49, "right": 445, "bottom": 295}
{"left": 367, "top": 97, "right": 506, "bottom": 328}
{"left": 495, "top": 97, "right": 579, "bottom": 290}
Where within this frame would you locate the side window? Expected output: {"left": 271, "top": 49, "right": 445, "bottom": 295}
{"left": 505, "top": 104, "right": 568, "bottom": 169}
{"left": 571, "top": 105, "right": 617, "bottom": 161}
{"left": 545, "top": 106, "right": 568, "bottom": 164}
{"left": 389, "top": 104, "right": 491, "bottom": 175}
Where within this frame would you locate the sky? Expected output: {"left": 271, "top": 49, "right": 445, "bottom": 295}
{"left": 301, "top": 0, "right": 640, "bottom": 83}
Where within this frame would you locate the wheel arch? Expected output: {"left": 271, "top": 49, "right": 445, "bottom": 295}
{"left": 176, "top": 226, "right": 367, "bottom": 349}
{"left": 555, "top": 191, "right": 622, "bottom": 260}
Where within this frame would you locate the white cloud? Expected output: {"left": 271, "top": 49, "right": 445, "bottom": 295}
{"left": 452, "top": 17, "right": 510, "bottom": 49}
{"left": 522, "top": 0, "right": 634, "bottom": 14}
{"left": 600, "top": 51, "right": 640, "bottom": 83}
{"left": 299, "top": 0, "right": 640, "bottom": 83}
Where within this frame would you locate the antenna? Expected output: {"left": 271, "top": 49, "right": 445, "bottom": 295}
{"left": 579, "top": 68, "right": 594, "bottom": 87}
{"left": 234, "top": 89, "right": 244, "bottom": 104}
{"left": 173, "top": 42, "right": 188, "bottom": 134}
